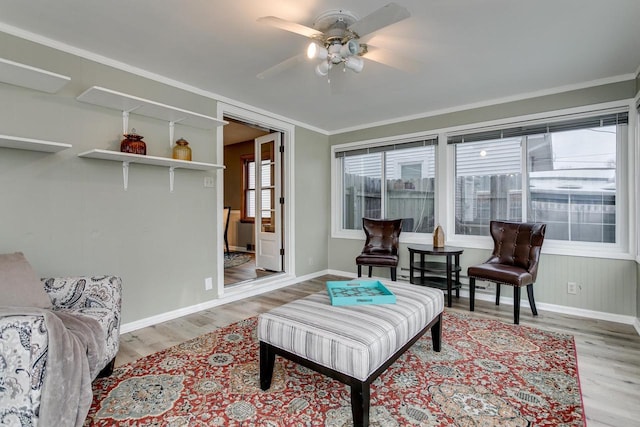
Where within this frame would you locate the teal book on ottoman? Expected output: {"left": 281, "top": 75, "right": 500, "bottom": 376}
{"left": 326, "top": 279, "right": 396, "bottom": 306}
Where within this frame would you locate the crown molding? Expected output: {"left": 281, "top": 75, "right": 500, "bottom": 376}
{"left": 0, "top": 22, "right": 634, "bottom": 138}
{"left": 328, "top": 73, "right": 637, "bottom": 135}
{"left": 0, "top": 23, "right": 329, "bottom": 136}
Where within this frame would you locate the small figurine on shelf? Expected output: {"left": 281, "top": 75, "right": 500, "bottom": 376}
{"left": 172, "top": 138, "right": 192, "bottom": 161}
{"left": 120, "top": 128, "right": 146, "bottom": 155}
{"left": 433, "top": 224, "right": 445, "bottom": 248}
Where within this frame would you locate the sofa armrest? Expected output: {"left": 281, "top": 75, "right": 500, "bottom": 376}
{"left": 41, "top": 275, "right": 122, "bottom": 313}
{"left": 0, "top": 314, "right": 48, "bottom": 423}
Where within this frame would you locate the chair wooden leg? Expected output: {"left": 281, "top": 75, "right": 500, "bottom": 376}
{"left": 357, "top": 265, "right": 362, "bottom": 278}
{"left": 527, "top": 284, "right": 538, "bottom": 316}
{"left": 367, "top": 266, "right": 372, "bottom": 278}
{"left": 513, "top": 286, "right": 521, "bottom": 324}
{"left": 469, "top": 277, "right": 476, "bottom": 311}
{"left": 495, "top": 284, "right": 501, "bottom": 305}
{"left": 390, "top": 267, "right": 397, "bottom": 281}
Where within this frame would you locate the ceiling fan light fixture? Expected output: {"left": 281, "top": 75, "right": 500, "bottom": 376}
{"left": 339, "top": 39, "right": 359, "bottom": 57}
{"left": 344, "top": 56, "right": 364, "bottom": 73}
{"left": 306, "top": 42, "right": 328, "bottom": 60}
{"left": 315, "top": 61, "right": 330, "bottom": 76}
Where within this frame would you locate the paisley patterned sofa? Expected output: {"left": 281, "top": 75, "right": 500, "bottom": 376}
{"left": 0, "top": 275, "right": 122, "bottom": 426}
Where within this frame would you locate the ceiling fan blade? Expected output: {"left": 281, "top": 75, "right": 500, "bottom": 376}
{"left": 348, "top": 3, "right": 410, "bottom": 38}
{"left": 257, "top": 53, "right": 306, "bottom": 80}
{"left": 364, "top": 45, "right": 421, "bottom": 73}
{"left": 257, "top": 16, "right": 323, "bottom": 38}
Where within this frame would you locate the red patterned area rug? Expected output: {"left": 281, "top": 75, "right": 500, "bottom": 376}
{"left": 86, "top": 312, "right": 585, "bottom": 426}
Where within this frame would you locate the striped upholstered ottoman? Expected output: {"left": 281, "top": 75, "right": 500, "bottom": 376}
{"left": 257, "top": 282, "right": 444, "bottom": 427}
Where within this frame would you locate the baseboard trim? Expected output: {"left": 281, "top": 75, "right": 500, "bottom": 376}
{"left": 328, "top": 269, "right": 638, "bottom": 329}
{"left": 122, "top": 269, "right": 638, "bottom": 335}
{"left": 120, "top": 270, "right": 329, "bottom": 334}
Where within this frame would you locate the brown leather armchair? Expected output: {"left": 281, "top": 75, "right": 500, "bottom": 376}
{"left": 468, "top": 220, "right": 546, "bottom": 324}
{"left": 356, "top": 218, "right": 403, "bottom": 281}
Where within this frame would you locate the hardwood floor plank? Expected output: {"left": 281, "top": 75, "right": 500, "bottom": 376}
{"left": 115, "top": 275, "right": 640, "bottom": 427}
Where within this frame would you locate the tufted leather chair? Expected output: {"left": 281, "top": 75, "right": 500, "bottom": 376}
{"left": 468, "top": 220, "right": 546, "bottom": 324}
{"left": 356, "top": 218, "right": 403, "bottom": 281}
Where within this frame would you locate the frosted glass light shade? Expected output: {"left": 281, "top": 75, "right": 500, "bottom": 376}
{"left": 315, "top": 61, "right": 330, "bottom": 76}
{"left": 307, "top": 42, "right": 328, "bottom": 60}
{"left": 344, "top": 56, "right": 364, "bottom": 73}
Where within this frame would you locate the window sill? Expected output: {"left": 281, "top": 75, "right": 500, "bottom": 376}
{"left": 332, "top": 229, "right": 634, "bottom": 260}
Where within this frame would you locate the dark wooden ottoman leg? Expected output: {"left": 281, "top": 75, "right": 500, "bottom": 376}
{"left": 431, "top": 313, "right": 442, "bottom": 352}
{"left": 259, "top": 341, "right": 276, "bottom": 390}
{"left": 350, "top": 381, "right": 370, "bottom": 427}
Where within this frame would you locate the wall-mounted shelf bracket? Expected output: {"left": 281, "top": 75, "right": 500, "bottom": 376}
{"left": 169, "top": 166, "right": 176, "bottom": 193}
{"left": 122, "top": 161, "right": 130, "bottom": 190}
{"left": 168, "top": 120, "right": 186, "bottom": 148}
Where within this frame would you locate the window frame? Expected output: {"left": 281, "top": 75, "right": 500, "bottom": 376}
{"left": 445, "top": 106, "right": 631, "bottom": 259}
{"left": 331, "top": 101, "right": 635, "bottom": 260}
{"left": 332, "top": 134, "right": 439, "bottom": 244}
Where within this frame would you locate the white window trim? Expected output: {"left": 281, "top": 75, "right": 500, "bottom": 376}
{"left": 331, "top": 131, "right": 439, "bottom": 244}
{"left": 331, "top": 100, "right": 636, "bottom": 260}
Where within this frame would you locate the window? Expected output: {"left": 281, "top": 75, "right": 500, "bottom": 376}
{"left": 241, "top": 154, "right": 256, "bottom": 222}
{"left": 336, "top": 139, "right": 437, "bottom": 233}
{"left": 242, "top": 155, "right": 272, "bottom": 222}
{"left": 449, "top": 111, "right": 628, "bottom": 243}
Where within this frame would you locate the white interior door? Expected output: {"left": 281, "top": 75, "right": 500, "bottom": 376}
{"left": 255, "top": 132, "right": 282, "bottom": 271}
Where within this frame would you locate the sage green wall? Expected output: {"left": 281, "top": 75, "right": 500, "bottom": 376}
{"left": 0, "top": 32, "right": 330, "bottom": 323}
{"left": 0, "top": 33, "right": 221, "bottom": 324}
{"left": 294, "top": 127, "right": 330, "bottom": 275}
{"left": 329, "top": 81, "right": 638, "bottom": 317}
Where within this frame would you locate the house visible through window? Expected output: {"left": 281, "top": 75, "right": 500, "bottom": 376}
{"left": 450, "top": 111, "right": 627, "bottom": 243}
{"left": 336, "top": 138, "right": 437, "bottom": 233}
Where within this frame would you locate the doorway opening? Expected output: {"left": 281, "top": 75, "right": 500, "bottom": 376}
{"left": 221, "top": 116, "right": 285, "bottom": 287}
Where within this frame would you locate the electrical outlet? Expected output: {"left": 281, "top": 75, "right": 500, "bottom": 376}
{"left": 203, "top": 176, "right": 215, "bottom": 188}
{"left": 567, "top": 282, "right": 577, "bottom": 294}
{"left": 205, "top": 277, "right": 213, "bottom": 291}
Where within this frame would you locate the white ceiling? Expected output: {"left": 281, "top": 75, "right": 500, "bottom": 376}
{"left": 1, "top": 1, "right": 639, "bottom": 133}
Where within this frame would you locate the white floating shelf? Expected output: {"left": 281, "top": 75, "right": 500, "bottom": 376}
{"left": 0, "top": 58, "right": 70, "bottom": 93}
{"left": 76, "top": 86, "right": 227, "bottom": 130}
{"left": 78, "top": 149, "right": 222, "bottom": 170}
{"left": 0, "top": 134, "right": 72, "bottom": 153}
{"left": 78, "top": 149, "right": 224, "bottom": 192}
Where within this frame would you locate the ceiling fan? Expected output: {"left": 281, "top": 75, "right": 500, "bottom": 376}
{"left": 257, "top": 3, "right": 413, "bottom": 80}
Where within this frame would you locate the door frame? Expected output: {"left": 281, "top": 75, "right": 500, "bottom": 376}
{"left": 216, "top": 103, "right": 295, "bottom": 297}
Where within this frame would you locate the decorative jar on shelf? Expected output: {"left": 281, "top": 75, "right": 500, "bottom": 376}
{"left": 172, "top": 138, "right": 192, "bottom": 161}
{"left": 120, "top": 129, "right": 146, "bottom": 155}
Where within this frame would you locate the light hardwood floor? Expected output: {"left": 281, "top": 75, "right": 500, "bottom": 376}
{"left": 223, "top": 252, "right": 278, "bottom": 286}
{"left": 116, "top": 274, "right": 640, "bottom": 427}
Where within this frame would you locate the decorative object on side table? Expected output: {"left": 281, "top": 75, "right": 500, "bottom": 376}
{"left": 433, "top": 224, "right": 445, "bottom": 247}
{"left": 120, "top": 128, "right": 146, "bottom": 155}
{"left": 172, "top": 138, "right": 192, "bottom": 161}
